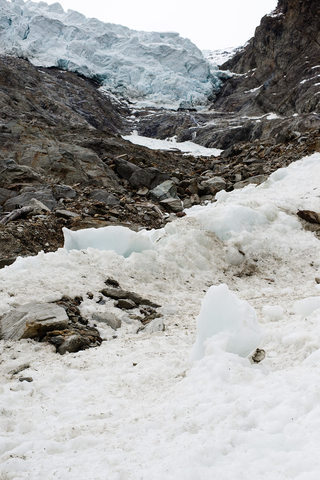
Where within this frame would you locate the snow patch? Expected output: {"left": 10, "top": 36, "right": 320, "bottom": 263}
{"left": 122, "top": 132, "right": 222, "bottom": 157}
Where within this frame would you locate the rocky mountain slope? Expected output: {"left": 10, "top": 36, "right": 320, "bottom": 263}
{"left": 0, "top": 0, "right": 319, "bottom": 269}
{"left": 135, "top": 0, "right": 320, "bottom": 149}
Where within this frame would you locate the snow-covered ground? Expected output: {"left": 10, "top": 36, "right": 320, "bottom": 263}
{"left": 122, "top": 132, "right": 223, "bottom": 157}
{"left": 0, "top": 0, "right": 221, "bottom": 107}
{"left": 1, "top": 153, "right": 320, "bottom": 479}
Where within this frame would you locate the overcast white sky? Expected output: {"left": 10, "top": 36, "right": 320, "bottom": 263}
{"left": 44, "top": 0, "right": 278, "bottom": 50}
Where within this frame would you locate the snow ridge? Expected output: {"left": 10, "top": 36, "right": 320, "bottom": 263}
{"left": 0, "top": 0, "right": 220, "bottom": 107}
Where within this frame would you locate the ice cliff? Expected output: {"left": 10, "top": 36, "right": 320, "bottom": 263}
{"left": 0, "top": 0, "right": 220, "bottom": 107}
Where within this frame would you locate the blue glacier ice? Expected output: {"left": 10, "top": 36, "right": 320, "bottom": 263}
{"left": 0, "top": 0, "right": 224, "bottom": 107}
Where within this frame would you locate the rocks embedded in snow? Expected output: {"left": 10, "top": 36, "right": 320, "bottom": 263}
{"left": 250, "top": 348, "right": 266, "bottom": 363}
{"left": 192, "top": 284, "right": 262, "bottom": 360}
{"left": 141, "top": 318, "right": 165, "bottom": 334}
{"left": 0, "top": 303, "right": 68, "bottom": 340}
{"left": 100, "top": 286, "right": 160, "bottom": 309}
{"left": 0, "top": 298, "right": 103, "bottom": 354}
{"left": 297, "top": 210, "right": 320, "bottom": 224}
{"left": 116, "top": 298, "right": 136, "bottom": 310}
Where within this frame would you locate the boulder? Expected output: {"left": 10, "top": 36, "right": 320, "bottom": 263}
{"left": 100, "top": 287, "right": 160, "bottom": 308}
{"left": 27, "top": 198, "right": 51, "bottom": 213}
{"left": 116, "top": 298, "right": 136, "bottom": 309}
{"left": 89, "top": 190, "right": 120, "bottom": 205}
{"left": 114, "top": 159, "right": 169, "bottom": 189}
{"left": 150, "top": 180, "right": 178, "bottom": 201}
{"left": 0, "top": 303, "right": 69, "bottom": 340}
{"left": 160, "top": 197, "right": 183, "bottom": 212}
{"left": 4, "top": 189, "right": 57, "bottom": 211}
{"left": 52, "top": 184, "right": 77, "bottom": 200}
{"left": 233, "top": 175, "right": 267, "bottom": 189}
{"left": 114, "top": 158, "right": 139, "bottom": 180}
{"left": 0, "top": 187, "right": 15, "bottom": 205}
{"left": 199, "top": 176, "right": 226, "bottom": 195}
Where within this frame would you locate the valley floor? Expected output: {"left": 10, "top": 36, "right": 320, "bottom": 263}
{"left": 1, "top": 154, "right": 320, "bottom": 479}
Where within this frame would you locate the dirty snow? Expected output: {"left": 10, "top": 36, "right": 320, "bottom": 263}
{"left": 1, "top": 153, "right": 320, "bottom": 479}
{"left": 123, "top": 132, "right": 222, "bottom": 157}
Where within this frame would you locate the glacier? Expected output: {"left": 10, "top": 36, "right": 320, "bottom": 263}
{"left": 0, "top": 0, "right": 222, "bottom": 107}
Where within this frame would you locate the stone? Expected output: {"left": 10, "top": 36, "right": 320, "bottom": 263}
{"left": 55, "top": 209, "right": 80, "bottom": 219}
{"left": 89, "top": 190, "right": 120, "bottom": 206}
{"left": 0, "top": 257, "right": 17, "bottom": 269}
{"left": 4, "top": 189, "right": 57, "bottom": 212}
{"left": 297, "top": 210, "right": 320, "bottom": 225}
{"left": 100, "top": 287, "right": 160, "bottom": 308}
{"left": 92, "top": 312, "right": 122, "bottom": 330}
{"left": 251, "top": 348, "right": 266, "bottom": 364}
{"left": 199, "top": 176, "right": 226, "bottom": 195}
{"left": 19, "top": 377, "right": 33, "bottom": 382}
{"left": 114, "top": 158, "right": 139, "bottom": 180}
{"left": 116, "top": 298, "right": 136, "bottom": 309}
{"left": 27, "top": 198, "right": 51, "bottom": 213}
{"left": 52, "top": 184, "right": 77, "bottom": 200}
{"left": 8, "top": 363, "right": 30, "bottom": 376}
{"left": 0, "top": 187, "right": 15, "bottom": 205}
{"left": 57, "top": 334, "right": 90, "bottom": 355}
{"left": 150, "top": 180, "right": 178, "bottom": 201}
{"left": 137, "top": 187, "right": 149, "bottom": 196}
{"left": 183, "top": 198, "right": 193, "bottom": 209}
{"left": 105, "top": 278, "right": 120, "bottom": 288}
{"left": 233, "top": 175, "right": 267, "bottom": 189}
{"left": 0, "top": 303, "right": 69, "bottom": 341}
{"left": 160, "top": 197, "right": 183, "bottom": 212}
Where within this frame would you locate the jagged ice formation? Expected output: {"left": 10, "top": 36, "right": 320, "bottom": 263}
{"left": 0, "top": 0, "right": 223, "bottom": 107}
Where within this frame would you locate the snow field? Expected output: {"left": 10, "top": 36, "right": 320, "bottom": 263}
{"left": 0, "top": 153, "right": 320, "bottom": 478}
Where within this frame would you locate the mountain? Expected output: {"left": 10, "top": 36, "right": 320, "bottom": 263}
{"left": 142, "top": 0, "right": 320, "bottom": 150}
{"left": 217, "top": 0, "right": 320, "bottom": 115}
{"left": 0, "top": 0, "right": 221, "bottom": 107}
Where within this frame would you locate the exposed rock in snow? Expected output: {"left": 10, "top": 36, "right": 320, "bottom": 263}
{"left": 0, "top": 0, "right": 218, "bottom": 107}
{"left": 0, "top": 303, "right": 68, "bottom": 340}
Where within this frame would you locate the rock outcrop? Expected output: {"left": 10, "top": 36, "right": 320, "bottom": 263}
{"left": 218, "top": 0, "right": 320, "bottom": 116}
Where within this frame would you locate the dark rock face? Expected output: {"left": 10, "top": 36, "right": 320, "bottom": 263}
{"left": 217, "top": 0, "right": 320, "bottom": 116}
